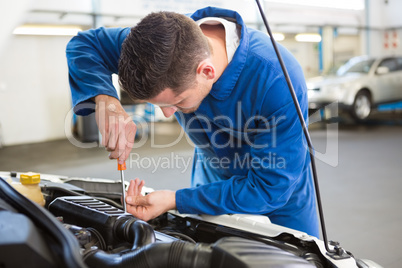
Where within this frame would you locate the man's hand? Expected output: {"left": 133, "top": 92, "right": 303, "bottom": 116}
{"left": 125, "top": 178, "right": 176, "bottom": 221}
{"left": 94, "top": 95, "right": 136, "bottom": 164}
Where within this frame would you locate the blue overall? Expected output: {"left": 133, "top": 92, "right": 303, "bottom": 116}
{"left": 67, "top": 7, "right": 319, "bottom": 237}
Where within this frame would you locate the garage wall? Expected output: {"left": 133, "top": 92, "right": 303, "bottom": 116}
{"left": 278, "top": 32, "right": 363, "bottom": 79}
{"left": 279, "top": 40, "right": 320, "bottom": 78}
{"left": 333, "top": 35, "right": 362, "bottom": 64}
{"left": 364, "top": 0, "right": 402, "bottom": 57}
{"left": 0, "top": 35, "right": 72, "bottom": 146}
{"left": 381, "top": 0, "right": 402, "bottom": 56}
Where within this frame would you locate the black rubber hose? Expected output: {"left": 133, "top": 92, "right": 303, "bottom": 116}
{"left": 84, "top": 241, "right": 212, "bottom": 268}
{"left": 113, "top": 216, "right": 156, "bottom": 249}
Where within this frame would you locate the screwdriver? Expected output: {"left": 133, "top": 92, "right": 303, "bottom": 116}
{"left": 118, "top": 161, "right": 127, "bottom": 213}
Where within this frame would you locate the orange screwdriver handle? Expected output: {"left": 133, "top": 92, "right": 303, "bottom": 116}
{"left": 118, "top": 162, "right": 126, "bottom": 171}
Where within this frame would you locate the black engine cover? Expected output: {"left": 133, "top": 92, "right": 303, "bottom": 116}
{"left": 48, "top": 196, "right": 127, "bottom": 250}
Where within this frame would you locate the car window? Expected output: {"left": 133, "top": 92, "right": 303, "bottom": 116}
{"left": 337, "top": 59, "right": 375, "bottom": 76}
{"left": 396, "top": 57, "right": 402, "bottom": 71}
{"left": 378, "top": 58, "right": 398, "bottom": 72}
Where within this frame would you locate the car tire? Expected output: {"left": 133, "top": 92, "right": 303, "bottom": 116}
{"left": 351, "top": 91, "right": 371, "bottom": 121}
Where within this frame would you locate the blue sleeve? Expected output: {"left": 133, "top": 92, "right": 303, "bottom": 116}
{"left": 175, "top": 65, "right": 310, "bottom": 216}
{"left": 66, "top": 27, "right": 130, "bottom": 115}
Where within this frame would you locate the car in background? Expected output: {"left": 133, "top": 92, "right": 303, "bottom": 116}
{"left": 307, "top": 55, "right": 402, "bottom": 120}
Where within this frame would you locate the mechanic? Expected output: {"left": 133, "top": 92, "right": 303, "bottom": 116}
{"left": 67, "top": 6, "right": 319, "bottom": 237}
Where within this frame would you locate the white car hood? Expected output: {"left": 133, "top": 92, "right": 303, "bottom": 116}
{"left": 307, "top": 73, "right": 364, "bottom": 89}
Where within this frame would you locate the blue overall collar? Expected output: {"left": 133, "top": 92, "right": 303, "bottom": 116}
{"left": 191, "top": 7, "right": 249, "bottom": 101}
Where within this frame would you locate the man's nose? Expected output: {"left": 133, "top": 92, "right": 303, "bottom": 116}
{"left": 160, "top": 106, "right": 178, "bottom": 118}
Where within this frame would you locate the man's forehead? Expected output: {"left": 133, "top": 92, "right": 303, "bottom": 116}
{"left": 147, "top": 88, "right": 183, "bottom": 106}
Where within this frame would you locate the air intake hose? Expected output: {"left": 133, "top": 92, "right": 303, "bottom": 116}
{"left": 84, "top": 241, "right": 212, "bottom": 268}
{"left": 113, "top": 216, "right": 156, "bottom": 249}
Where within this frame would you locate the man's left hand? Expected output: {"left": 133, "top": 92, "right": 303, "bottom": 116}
{"left": 125, "top": 178, "right": 176, "bottom": 221}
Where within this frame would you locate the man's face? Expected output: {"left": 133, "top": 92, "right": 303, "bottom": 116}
{"left": 146, "top": 79, "right": 212, "bottom": 118}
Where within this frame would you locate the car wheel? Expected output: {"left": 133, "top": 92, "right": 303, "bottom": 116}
{"left": 351, "top": 91, "right": 371, "bottom": 121}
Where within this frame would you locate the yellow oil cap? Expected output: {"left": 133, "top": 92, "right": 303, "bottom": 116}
{"left": 20, "top": 172, "right": 41, "bottom": 184}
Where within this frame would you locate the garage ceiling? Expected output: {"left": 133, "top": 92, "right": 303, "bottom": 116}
{"left": 20, "top": 0, "right": 365, "bottom": 32}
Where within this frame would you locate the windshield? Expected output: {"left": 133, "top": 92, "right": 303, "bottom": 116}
{"left": 336, "top": 58, "right": 375, "bottom": 76}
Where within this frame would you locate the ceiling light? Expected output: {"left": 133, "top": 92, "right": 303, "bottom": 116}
{"left": 295, "top": 33, "right": 322, "bottom": 42}
{"left": 265, "top": 0, "right": 364, "bottom": 10}
{"left": 272, "top": 33, "right": 285, "bottom": 41}
{"left": 13, "top": 25, "right": 82, "bottom": 36}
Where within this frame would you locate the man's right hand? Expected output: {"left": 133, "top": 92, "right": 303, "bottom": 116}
{"left": 94, "top": 95, "right": 137, "bottom": 164}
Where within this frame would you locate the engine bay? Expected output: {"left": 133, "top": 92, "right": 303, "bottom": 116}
{"left": 0, "top": 172, "right": 378, "bottom": 268}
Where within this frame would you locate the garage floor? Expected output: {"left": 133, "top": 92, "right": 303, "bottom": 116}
{"left": 0, "top": 116, "right": 401, "bottom": 267}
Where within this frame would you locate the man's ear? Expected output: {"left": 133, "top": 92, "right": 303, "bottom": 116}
{"left": 197, "top": 59, "right": 216, "bottom": 81}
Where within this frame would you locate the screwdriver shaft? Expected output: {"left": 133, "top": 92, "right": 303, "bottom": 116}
{"left": 120, "top": 170, "right": 127, "bottom": 213}
{"left": 118, "top": 161, "right": 127, "bottom": 213}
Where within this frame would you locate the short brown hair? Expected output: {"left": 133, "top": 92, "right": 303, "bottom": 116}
{"left": 119, "top": 11, "right": 210, "bottom": 100}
